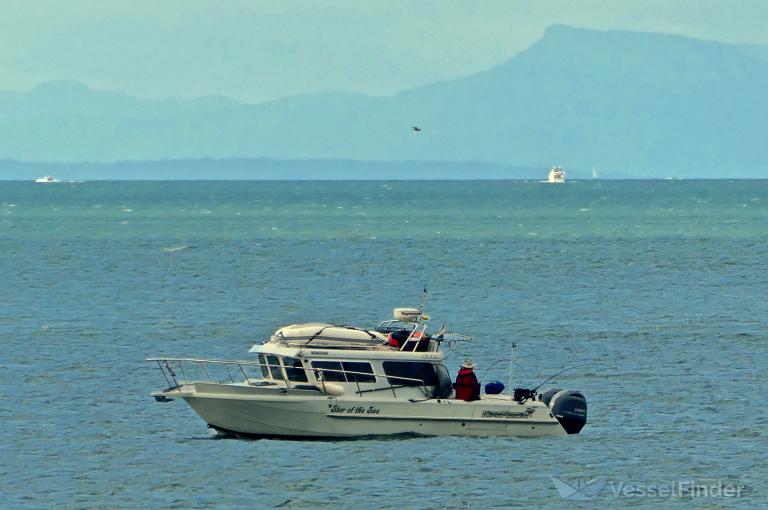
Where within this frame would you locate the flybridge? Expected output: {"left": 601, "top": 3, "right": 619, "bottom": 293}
{"left": 259, "top": 306, "right": 442, "bottom": 353}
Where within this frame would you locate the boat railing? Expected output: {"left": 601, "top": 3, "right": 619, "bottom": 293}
{"left": 147, "top": 357, "right": 434, "bottom": 399}
{"left": 374, "top": 320, "right": 435, "bottom": 353}
{"left": 147, "top": 357, "right": 264, "bottom": 391}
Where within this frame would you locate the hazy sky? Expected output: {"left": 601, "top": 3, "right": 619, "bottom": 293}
{"left": 2, "top": 0, "right": 767, "bottom": 103}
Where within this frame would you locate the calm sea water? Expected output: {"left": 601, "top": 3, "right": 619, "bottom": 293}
{"left": 1, "top": 180, "right": 766, "bottom": 509}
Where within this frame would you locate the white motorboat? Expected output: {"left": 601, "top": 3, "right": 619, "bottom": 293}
{"left": 35, "top": 175, "right": 58, "bottom": 183}
{"left": 547, "top": 166, "right": 566, "bottom": 183}
{"left": 148, "top": 306, "right": 587, "bottom": 439}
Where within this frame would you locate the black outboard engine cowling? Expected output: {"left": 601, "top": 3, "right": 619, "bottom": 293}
{"left": 546, "top": 389, "right": 588, "bottom": 435}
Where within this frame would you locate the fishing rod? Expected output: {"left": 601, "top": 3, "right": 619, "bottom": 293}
{"left": 475, "top": 341, "right": 518, "bottom": 385}
{"left": 532, "top": 364, "right": 587, "bottom": 392}
{"left": 511, "top": 363, "right": 586, "bottom": 403}
{"left": 476, "top": 357, "right": 508, "bottom": 385}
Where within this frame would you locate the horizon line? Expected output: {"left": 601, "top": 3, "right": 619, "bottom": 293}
{"left": 2, "top": 178, "right": 765, "bottom": 182}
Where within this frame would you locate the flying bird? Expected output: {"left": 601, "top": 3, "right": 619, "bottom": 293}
{"left": 411, "top": 126, "right": 422, "bottom": 132}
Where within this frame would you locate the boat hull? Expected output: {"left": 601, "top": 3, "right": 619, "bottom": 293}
{"left": 167, "top": 383, "right": 568, "bottom": 438}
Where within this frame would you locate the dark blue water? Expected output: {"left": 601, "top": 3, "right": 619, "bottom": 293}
{"left": 1, "top": 180, "right": 766, "bottom": 508}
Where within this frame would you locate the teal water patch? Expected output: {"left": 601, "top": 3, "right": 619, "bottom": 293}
{"left": 0, "top": 180, "right": 766, "bottom": 508}
{"left": 1, "top": 180, "right": 766, "bottom": 241}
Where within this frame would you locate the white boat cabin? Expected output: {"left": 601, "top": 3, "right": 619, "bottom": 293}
{"left": 246, "top": 316, "right": 454, "bottom": 400}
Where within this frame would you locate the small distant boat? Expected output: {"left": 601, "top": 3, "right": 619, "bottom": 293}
{"left": 592, "top": 167, "right": 598, "bottom": 179}
{"left": 547, "top": 166, "right": 566, "bottom": 183}
{"left": 35, "top": 176, "right": 58, "bottom": 183}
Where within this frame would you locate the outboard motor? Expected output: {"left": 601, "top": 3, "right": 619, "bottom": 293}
{"left": 542, "top": 389, "right": 588, "bottom": 435}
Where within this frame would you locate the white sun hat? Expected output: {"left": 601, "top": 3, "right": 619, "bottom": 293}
{"left": 461, "top": 359, "right": 476, "bottom": 369}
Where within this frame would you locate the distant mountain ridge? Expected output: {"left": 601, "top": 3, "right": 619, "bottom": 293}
{"left": 1, "top": 25, "right": 766, "bottom": 178}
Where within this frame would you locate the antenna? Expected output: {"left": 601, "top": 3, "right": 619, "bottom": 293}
{"left": 507, "top": 341, "right": 518, "bottom": 393}
{"left": 399, "top": 287, "right": 429, "bottom": 351}
{"left": 417, "top": 287, "right": 427, "bottom": 317}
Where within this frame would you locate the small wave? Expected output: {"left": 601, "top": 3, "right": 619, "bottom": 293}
{"left": 162, "top": 245, "right": 189, "bottom": 253}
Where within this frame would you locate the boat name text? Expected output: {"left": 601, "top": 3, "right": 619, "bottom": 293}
{"left": 329, "top": 405, "right": 381, "bottom": 415}
{"left": 481, "top": 408, "right": 536, "bottom": 419}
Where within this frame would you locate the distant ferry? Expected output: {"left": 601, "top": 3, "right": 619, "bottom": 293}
{"left": 547, "top": 166, "right": 566, "bottom": 183}
{"left": 35, "top": 176, "right": 58, "bottom": 183}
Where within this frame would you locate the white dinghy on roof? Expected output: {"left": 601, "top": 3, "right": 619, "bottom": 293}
{"left": 270, "top": 323, "right": 389, "bottom": 349}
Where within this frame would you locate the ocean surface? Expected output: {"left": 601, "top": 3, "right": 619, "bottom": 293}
{"left": 1, "top": 179, "right": 766, "bottom": 509}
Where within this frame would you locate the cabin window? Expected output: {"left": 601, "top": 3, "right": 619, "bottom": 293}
{"left": 342, "top": 362, "right": 376, "bottom": 383}
{"left": 432, "top": 364, "right": 453, "bottom": 398}
{"left": 267, "top": 355, "right": 284, "bottom": 380}
{"left": 383, "top": 361, "right": 438, "bottom": 387}
{"left": 311, "top": 361, "right": 346, "bottom": 382}
{"left": 284, "top": 357, "right": 308, "bottom": 382}
{"left": 258, "top": 354, "right": 269, "bottom": 378}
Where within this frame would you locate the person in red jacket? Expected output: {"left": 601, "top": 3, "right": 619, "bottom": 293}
{"left": 454, "top": 359, "right": 481, "bottom": 401}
